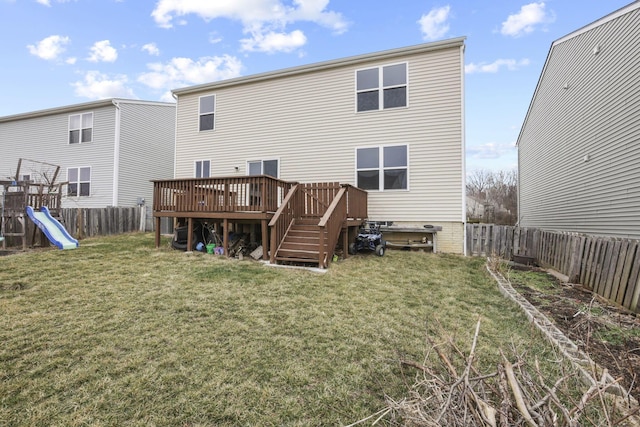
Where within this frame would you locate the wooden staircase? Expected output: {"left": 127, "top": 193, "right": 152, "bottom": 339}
{"left": 269, "top": 182, "right": 368, "bottom": 268}
{"left": 275, "top": 218, "right": 330, "bottom": 266}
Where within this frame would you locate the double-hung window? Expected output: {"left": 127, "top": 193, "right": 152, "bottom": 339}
{"left": 67, "top": 167, "right": 91, "bottom": 197}
{"left": 356, "top": 63, "right": 407, "bottom": 112}
{"left": 69, "top": 112, "right": 93, "bottom": 144}
{"left": 356, "top": 145, "right": 408, "bottom": 191}
{"left": 195, "top": 160, "right": 211, "bottom": 178}
{"left": 199, "top": 95, "right": 215, "bottom": 131}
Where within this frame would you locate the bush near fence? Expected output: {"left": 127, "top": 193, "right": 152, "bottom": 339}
{"left": 467, "top": 224, "right": 640, "bottom": 313}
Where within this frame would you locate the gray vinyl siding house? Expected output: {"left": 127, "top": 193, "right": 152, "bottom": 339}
{"left": 172, "top": 38, "right": 466, "bottom": 253}
{"left": 517, "top": 2, "right": 640, "bottom": 239}
{"left": 0, "top": 99, "right": 175, "bottom": 227}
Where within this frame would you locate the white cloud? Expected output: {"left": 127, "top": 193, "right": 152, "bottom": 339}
{"left": 87, "top": 40, "right": 118, "bottom": 62}
{"left": 142, "top": 43, "right": 160, "bottom": 56}
{"left": 27, "top": 35, "right": 70, "bottom": 61}
{"left": 240, "top": 29, "right": 306, "bottom": 53}
{"left": 501, "top": 2, "right": 554, "bottom": 37}
{"left": 72, "top": 71, "right": 136, "bottom": 100}
{"left": 467, "top": 142, "right": 516, "bottom": 160}
{"left": 36, "top": 0, "right": 75, "bottom": 6}
{"left": 138, "top": 55, "right": 243, "bottom": 92}
{"left": 465, "top": 58, "right": 530, "bottom": 74}
{"left": 151, "top": 0, "right": 348, "bottom": 52}
{"left": 418, "top": 5, "right": 450, "bottom": 41}
{"left": 209, "top": 32, "right": 223, "bottom": 44}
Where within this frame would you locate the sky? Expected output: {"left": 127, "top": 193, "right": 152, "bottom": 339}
{"left": 0, "top": 0, "right": 633, "bottom": 172}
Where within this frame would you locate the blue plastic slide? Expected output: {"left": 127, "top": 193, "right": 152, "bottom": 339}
{"left": 26, "top": 206, "right": 79, "bottom": 250}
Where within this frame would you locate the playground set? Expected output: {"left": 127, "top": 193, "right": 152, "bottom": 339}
{"left": 0, "top": 159, "right": 78, "bottom": 251}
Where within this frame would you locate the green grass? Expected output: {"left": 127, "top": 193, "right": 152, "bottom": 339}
{"left": 0, "top": 233, "right": 558, "bottom": 426}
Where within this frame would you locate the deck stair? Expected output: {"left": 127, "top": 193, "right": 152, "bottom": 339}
{"left": 275, "top": 217, "right": 330, "bottom": 265}
{"left": 269, "top": 182, "right": 367, "bottom": 268}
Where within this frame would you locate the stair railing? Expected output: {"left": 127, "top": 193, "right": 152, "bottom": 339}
{"left": 317, "top": 186, "right": 347, "bottom": 268}
{"left": 268, "top": 184, "right": 300, "bottom": 263}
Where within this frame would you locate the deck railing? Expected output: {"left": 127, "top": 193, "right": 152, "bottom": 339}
{"left": 2, "top": 182, "right": 63, "bottom": 215}
{"left": 152, "top": 175, "right": 293, "bottom": 214}
{"left": 344, "top": 184, "right": 368, "bottom": 221}
{"left": 318, "top": 186, "right": 348, "bottom": 267}
{"left": 269, "top": 184, "right": 301, "bottom": 262}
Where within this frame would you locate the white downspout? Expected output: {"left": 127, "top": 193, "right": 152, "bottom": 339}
{"left": 172, "top": 92, "right": 178, "bottom": 178}
{"left": 112, "top": 99, "right": 121, "bottom": 206}
{"left": 460, "top": 44, "right": 467, "bottom": 256}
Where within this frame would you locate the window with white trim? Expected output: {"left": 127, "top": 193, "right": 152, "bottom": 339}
{"left": 199, "top": 95, "right": 215, "bottom": 131}
{"left": 247, "top": 159, "right": 279, "bottom": 178}
{"left": 67, "top": 167, "right": 91, "bottom": 197}
{"left": 69, "top": 112, "right": 93, "bottom": 144}
{"left": 195, "top": 160, "right": 211, "bottom": 178}
{"left": 356, "top": 145, "right": 408, "bottom": 190}
{"left": 356, "top": 63, "right": 407, "bottom": 112}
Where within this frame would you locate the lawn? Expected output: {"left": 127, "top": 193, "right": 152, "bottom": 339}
{"left": 0, "top": 233, "right": 558, "bottom": 426}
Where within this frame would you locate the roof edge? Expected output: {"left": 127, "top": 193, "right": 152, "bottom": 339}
{"left": 173, "top": 36, "right": 466, "bottom": 96}
{"left": 516, "top": 1, "right": 640, "bottom": 147}
{"left": 553, "top": 1, "right": 640, "bottom": 46}
{"left": 0, "top": 98, "right": 175, "bottom": 123}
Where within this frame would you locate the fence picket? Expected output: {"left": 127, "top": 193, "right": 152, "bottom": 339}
{"left": 617, "top": 242, "right": 638, "bottom": 305}
{"left": 466, "top": 224, "right": 639, "bottom": 312}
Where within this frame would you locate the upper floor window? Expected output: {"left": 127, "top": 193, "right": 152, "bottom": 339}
{"left": 67, "top": 166, "right": 91, "bottom": 197}
{"left": 247, "top": 159, "right": 279, "bottom": 178}
{"left": 195, "top": 160, "right": 211, "bottom": 178}
{"left": 356, "top": 145, "right": 408, "bottom": 191}
{"left": 69, "top": 112, "right": 93, "bottom": 144}
{"left": 356, "top": 63, "right": 407, "bottom": 112}
{"left": 199, "top": 95, "right": 215, "bottom": 131}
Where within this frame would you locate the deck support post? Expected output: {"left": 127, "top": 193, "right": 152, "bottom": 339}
{"left": 342, "top": 226, "right": 349, "bottom": 259}
{"left": 261, "top": 219, "right": 268, "bottom": 260}
{"left": 223, "top": 218, "right": 229, "bottom": 257}
{"left": 155, "top": 217, "right": 161, "bottom": 248}
{"left": 187, "top": 217, "right": 193, "bottom": 252}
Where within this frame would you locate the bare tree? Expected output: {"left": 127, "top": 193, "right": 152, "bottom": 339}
{"left": 467, "top": 168, "right": 517, "bottom": 225}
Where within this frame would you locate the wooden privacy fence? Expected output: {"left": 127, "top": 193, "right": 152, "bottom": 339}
{"left": 2, "top": 206, "right": 145, "bottom": 248}
{"left": 60, "top": 206, "right": 145, "bottom": 238}
{"left": 467, "top": 224, "right": 640, "bottom": 313}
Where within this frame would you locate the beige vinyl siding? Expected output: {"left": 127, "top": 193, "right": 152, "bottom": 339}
{"left": 0, "top": 104, "right": 116, "bottom": 208}
{"left": 175, "top": 43, "right": 464, "bottom": 230}
{"left": 117, "top": 102, "right": 176, "bottom": 208}
{"left": 518, "top": 6, "right": 640, "bottom": 239}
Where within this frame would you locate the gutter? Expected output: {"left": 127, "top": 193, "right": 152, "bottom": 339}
{"left": 172, "top": 92, "right": 178, "bottom": 179}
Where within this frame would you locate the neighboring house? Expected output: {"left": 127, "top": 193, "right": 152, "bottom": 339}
{"left": 0, "top": 99, "right": 176, "bottom": 229}
{"left": 466, "top": 196, "right": 485, "bottom": 221}
{"left": 168, "top": 37, "right": 466, "bottom": 254}
{"left": 517, "top": 2, "right": 640, "bottom": 238}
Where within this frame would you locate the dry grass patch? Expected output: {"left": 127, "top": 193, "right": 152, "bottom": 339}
{"left": 1, "top": 233, "right": 557, "bottom": 426}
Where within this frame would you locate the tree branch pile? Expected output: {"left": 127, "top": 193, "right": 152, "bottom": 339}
{"left": 359, "top": 319, "right": 639, "bottom": 426}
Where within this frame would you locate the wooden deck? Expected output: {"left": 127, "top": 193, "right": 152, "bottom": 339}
{"left": 152, "top": 176, "right": 367, "bottom": 267}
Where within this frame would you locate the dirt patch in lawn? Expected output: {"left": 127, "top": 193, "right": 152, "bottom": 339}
{"left": 507, "top": 265, "right": 640, "bottom": 402}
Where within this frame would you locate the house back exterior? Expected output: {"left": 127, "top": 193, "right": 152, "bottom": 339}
{"left": 0, "top": 99, "right": 175, "bottom": 220}
{"left": 172, "top": 38, "right": 466, "bottom": 254}
{"left": 517, "top": 2, "right": 640, "bottom": 238}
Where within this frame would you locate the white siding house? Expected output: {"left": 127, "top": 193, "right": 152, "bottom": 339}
{"left": 0, "top": 99, "right": 175, "bottom": 226}
{"left": 517, "top": 2, "right": 640, "bottom": 239}
{"left": 172, "top": 38, "right": 466, "bottom": 253}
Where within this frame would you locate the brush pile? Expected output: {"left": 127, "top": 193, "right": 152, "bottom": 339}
{"left": 354, "top": 320, "right": 639, "bottom": 427}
